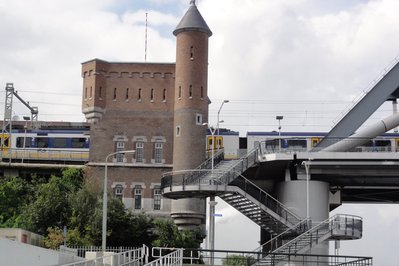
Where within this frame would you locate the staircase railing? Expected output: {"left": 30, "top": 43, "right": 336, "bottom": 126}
{"left": 220, "top": 174, "right": 303, "bottom": 228}
{"left": 161, "top": 148, "right": 259, "bottom": 191}
{"left": 252, "top": 219, "right": 311, "bottom": 253}
{"left": 272, "top": 214, "right": 362, "bottom": 255}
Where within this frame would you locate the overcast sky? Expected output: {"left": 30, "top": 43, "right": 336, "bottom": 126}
{"left": 1, "top": 0, "right": 399, "bottom": 264}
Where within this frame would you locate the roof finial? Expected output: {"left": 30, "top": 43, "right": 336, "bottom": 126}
{"left": 190, "top": 0, "right": 196, "bottom": 6}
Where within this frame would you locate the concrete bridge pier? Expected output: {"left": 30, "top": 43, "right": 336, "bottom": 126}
{"left": 276, "top": 179, "right": 330, "bottom": 264}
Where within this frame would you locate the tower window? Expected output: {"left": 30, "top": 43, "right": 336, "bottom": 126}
{"left": 89, "top": 86, "right": 93, "bottom": 99}
{"left": 163, "top": 88, "right": 166, "bottom": 102}
{"left": 126, "top": 88, "right": 129, "bottom": 101}
{"left": 134, "top": 186, "right": 142, "bottom": 209}
{"left": 196, "top": 114, "right": 202, "bottom": 125}
{"left": 189, "top": 85, "right": 193, "bottom": 98}
{"left": 176, "top": 126, "right": 181, "bottom": 137}
{"left": 153, "top": 187, "right": 161, "bottom": 210}
{"left": 84, "top": 87, "right": 87, "bottom": 99}
{"left": 190, "top": 46, "right": 194, "bottom": 60}
{"left": 99, "top": 87, "right": 102, "bottom": 100}
{"left": 178, "top": 86, "right": 182, "bottom": 99}
{"left": 138, "top": 88, "right": 142, "bottom": 102}
{"left": 113, "top": 88, "right": 117, "bottom": 101}
{"left": 151, "top": 88, "right": 154, "bottom": 102}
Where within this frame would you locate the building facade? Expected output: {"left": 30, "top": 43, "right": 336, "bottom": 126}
{"left": 81, "top": 1, "right": 211, "bottom": 223}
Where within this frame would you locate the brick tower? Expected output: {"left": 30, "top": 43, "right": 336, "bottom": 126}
{"left": 171, "top": 0, "right": 212, "bottom": 231}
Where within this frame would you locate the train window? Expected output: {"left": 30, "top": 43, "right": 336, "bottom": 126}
{"left": 287, "top": 139, "right": 307, "bottom": 148}
{"left": 53, "top": 138, "right": 68, "bottom": 148}
{"left": 36, "top": 138, "right": 49, "bottom": 148}
{"left": 71, "top": 138, "right": 86, "bottom": 148}
{"left": 16, "top": 137, "right": 33, "bottom": 148}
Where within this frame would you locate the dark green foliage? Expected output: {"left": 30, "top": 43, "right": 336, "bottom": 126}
{"left": 222, "top": 255, "right": 256, "bottom": 266}
{"left": 0, "top": 176, "right": 31, "bottom": 227}
{"left": 152, "top": 219, "right": 201, "bottom": 248}
{"left": 22, "top": 175, "right": 72, "bottom": 235}
{"left": 0, "top": 168, "right": 201, "bottom": 250}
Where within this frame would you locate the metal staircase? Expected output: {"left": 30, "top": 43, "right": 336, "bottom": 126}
{"left": 162, "top": 148, "right": 306, "bottom": 236}
{"left": 253, "top": 214, "right": 363, "bottom": 266}
{"left": 161, "top": 149, "right": 363, "bottom": 265}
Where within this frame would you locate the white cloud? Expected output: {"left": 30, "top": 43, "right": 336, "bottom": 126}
{"left": 1, "top": 0, "right": 399, "bottom": 263}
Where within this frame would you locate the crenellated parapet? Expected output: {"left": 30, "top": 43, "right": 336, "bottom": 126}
{"left": 81, "top": 59, "right": 176, "bottom": 123}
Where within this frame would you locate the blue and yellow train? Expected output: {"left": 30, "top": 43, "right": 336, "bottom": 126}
{"left": 0, "top": 127, "right": 90, "bottom": 163}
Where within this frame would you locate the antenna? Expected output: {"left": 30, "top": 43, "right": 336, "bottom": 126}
{"left": 145, "top": 12, "right": 148, "bottom": 62}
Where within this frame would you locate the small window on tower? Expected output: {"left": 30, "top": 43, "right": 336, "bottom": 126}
{"left": 189, "top": 85, "right": 193, "bottom": 99}
{"left": 176, "top": 126, "right": 181, "bottom": 137}
{"left": 138, "top": 88, "right": 142, "bottom": 102}
{"left": 178, "top": 86, "right": 182, "bottom": 99}
{"left": 190, "top": 46, "right": 194, "bottom": 60}
{"left": 151, "top": 88, "right": 154, "bottom": 102}
{"left": 99, "top": 87, "right": 103, "bottom": 100}
{"left": 84, "top": 87, "right": 87, "bottom": 99}
{"left": 126, "top": 88, "right": 129, "bottom": 101}
{"left": 89, "top": 86, "right": 93, "bottom": 99}
{"left": 163, "top": 88, "right": 166, "bottom": 102}
{"left": 113, "top": 88, "right": 117, "bottom": 101}
{"left": 196, "top": 114, "right": 202, "bottom": 125}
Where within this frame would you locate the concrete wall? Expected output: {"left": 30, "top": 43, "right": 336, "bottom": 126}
{"left": 0, "top": 238, "right": 84, "bottom": 266}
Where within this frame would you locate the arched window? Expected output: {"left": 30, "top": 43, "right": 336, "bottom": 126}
{"left": 150, "top": 88, "right": 154, "bottom": 102}
{"left": 189, "top": 85, "right": 193, "bottom": 98}
{"left": 113, "top": 88, "right": 117, "bottom": 100}
{"left": 163, "top": 88, "right": 166, "bottom": 102}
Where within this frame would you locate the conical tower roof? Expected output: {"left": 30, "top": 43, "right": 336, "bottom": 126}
{"left": 173, "top": 0, "right": 212, "bottom": 36}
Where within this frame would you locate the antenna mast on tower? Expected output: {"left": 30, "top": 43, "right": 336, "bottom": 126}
{"left": 145, "top": 12, "right": 148, "bottom": 62}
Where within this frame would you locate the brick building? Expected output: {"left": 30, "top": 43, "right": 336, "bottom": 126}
{"left": 81, "top": 1, "right": 211, "bottom": 224}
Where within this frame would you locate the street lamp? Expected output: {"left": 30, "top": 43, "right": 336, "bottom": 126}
{"left": 202, "top": 122, "right": 218, "bottom": 265}
{"left": 302, "top": 159, "right": 312, "bottom": 222}
{"left": 216, "top": 100, "right": 229, "bottom": 149}
{"left": 102, "top": 149, "right": 135, "bottom": 253}
{"left": 276, "top": 116, "right": 283, "bottom": 152}
{"left": 21, "top": 116, "right": 30, "bottom": 163}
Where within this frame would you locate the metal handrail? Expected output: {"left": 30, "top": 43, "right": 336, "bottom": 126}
{"left": 252, "top": 218, "right": 311, "bottom": 253}
{"left": 144, "top": 248, "right": 183, "bottom": 266}
{"left": 221, "top": 174, "right": 303, "bottom": 226}
{"left": 161, "top": 148, "right": 259, "bottom": 190}
{"left": 60, "top": 246, "right": 147, "bottom": 266}
{"left": 272, "top": 214, "right": 362, "bottom": 254}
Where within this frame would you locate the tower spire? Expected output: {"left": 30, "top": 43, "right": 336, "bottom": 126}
{"left": 190, "top": 0, "right": 195, "bottom": 5}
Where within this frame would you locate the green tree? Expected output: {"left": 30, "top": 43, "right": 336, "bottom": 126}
{"left": 152, "top": 219, "right": 201, "bottom": 248}
{"left": 22, "top": 175, "right": 72, "bottom": 235}
{"left": 106, "top": 198, "right": 154, "bottom": 247}
{"left": 43, "top": 227, "right": 64, "bottom": 249}
{"left": 0, "top": 176, "right": 31, "bottom": 227}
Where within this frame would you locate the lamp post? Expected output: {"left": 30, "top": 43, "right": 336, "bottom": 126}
{"left": 102, "top": 150, "right": 135, "bottom": 253}
{"left": 21, "top": 116, "right": 30, "bottom": 163}
{"left": 202, "top": 122, "right": 218, "bottom": 265}
{"left": 216, "top": 100, "right": 229, "bottom": 149}
{"left": 302, "top": 159, "right": 312, "bottom": 221}
{"left": 276, "top": 116, "right": 283, "bottom": 152}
